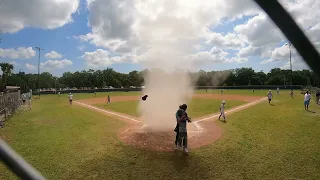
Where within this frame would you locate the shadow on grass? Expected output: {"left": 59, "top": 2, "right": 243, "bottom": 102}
{"left": 306, "top": 110, "right": 316, "bottom": 113}
{"left": 64, "top": 145, "right": 211, "bottom": 180}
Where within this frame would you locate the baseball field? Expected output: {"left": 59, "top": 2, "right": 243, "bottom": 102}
{"left": 0, "top": 89, "right": 319, "bottom": 179}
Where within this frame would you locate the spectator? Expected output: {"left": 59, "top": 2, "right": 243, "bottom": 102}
{"left": 304, "top": 91, "right": 311, "bottom": 111}
{"left": 316, "top": 90, "right": 320, "bottom": 105}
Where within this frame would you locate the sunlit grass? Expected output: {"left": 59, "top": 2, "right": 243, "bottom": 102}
{"left": 94, "top": 98, "right": 245, "bottom": 118}
{"left": 0, "top": 92, "right": 319, "bottom": 179}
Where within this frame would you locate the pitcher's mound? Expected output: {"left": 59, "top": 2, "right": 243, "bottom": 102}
{"left": 117, "top": 121, "right": 223, "bottom": 152}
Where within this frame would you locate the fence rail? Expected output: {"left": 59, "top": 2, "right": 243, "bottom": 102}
{"left": 31, "top": 85, "right": 305, "bottom": 95}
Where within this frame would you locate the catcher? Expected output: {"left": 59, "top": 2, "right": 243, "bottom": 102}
{"left": 175, "top": 104, "right": 191, "bottom": 153}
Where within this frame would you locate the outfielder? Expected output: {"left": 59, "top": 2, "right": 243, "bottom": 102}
{"left": 267, "top": 90, "right": 273, "bottom": 104}
{"left": 68, "top": 93, "right": 73, "bottom": 105}
{"left": 290, "top": 90, "right": 294, "bottom": 99}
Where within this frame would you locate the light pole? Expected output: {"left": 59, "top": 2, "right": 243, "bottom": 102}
{"left": 18, "top": 69, "right": 22, "bottom": 91}
{"left": 54, "top": 77, "right": 58, "bottom": 94}
{"left": 35, "top": 47, "right": 44, "bottom": 99}
{"left": 285, "top": 42, "right": 293, "bottom": 89}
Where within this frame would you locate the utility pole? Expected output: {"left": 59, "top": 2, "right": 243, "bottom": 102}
{"left": 54, "top": 77, "right": 57, "bottom": 94}
{"left": 35, "top": 47, "right": 44, "bottom": 99}
{"left": 285, "top": 42, "right": 293, "bottom": 89}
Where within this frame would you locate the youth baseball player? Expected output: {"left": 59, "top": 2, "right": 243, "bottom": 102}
{"left": 218, "top": 100, "right": 226, "bottom": 122}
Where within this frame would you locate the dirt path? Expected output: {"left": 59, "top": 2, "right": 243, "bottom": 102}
{"left": 74, "top": 95, "right": 267, "bottom": 152}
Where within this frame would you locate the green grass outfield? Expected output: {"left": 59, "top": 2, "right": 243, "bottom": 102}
{"left": 47, "top": 89, "right": 299, "bottom": 100}
{"left": 0, "top": 92, "right": 319, "bottom": 179}
{"left": 94, "top": 98, "right": 245, "bottom": 118}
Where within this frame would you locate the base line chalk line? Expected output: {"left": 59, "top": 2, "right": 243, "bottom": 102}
{"left": 196, "top": 97, "right": 267, "bottom": 122}
{"left": 74, "top": 101, "right": 141, "bottom": 123}
{"left": 75, "top": 97, "right": 266, "bottom": 131}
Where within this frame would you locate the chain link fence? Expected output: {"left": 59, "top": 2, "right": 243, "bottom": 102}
{"left": 0, "top": 90, "right": 21, "bottom": 128}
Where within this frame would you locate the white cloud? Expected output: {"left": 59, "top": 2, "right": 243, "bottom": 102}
{"left": 234, "top": 14, "right": 284, "bottom": 47}
{"left": 45, "top": 51, "right": 63, "bottom": 59}
{"left": 260, "top": 44, "right": 299, "bottom": 64}
{"left": 40, "top": 59, "right": 73, "bottom": 69}
{"left": 0, "top": 47, "right": 36, "bottom": 59}
{"left": 26, "top": 63, "right": 36, "bottom": 71}
{"left": 189, "top": 47, "right": 248, "bottom": 65}
{"left": 204, "top": 32, "right": 246, "bottom": 50}
{"left": 78, "top": 0, "right": 259, "bottom": 56}
{"left": 82, "top": 49, "right": 131, "bottom": 68}
{"left": 0, "top": 0, "right": 79, "bottom": 33}
{"left": 238, "top": 45, "right": 262, "bottom": 57}
{"left": 281, "top": 58, "right": 310, "bottom": 70}
{"left": 72, "top": 0, "right": 320, "bottom": 70}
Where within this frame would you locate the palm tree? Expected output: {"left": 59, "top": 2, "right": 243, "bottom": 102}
{"left": 0, "top": 63, "right": 14, "bottom": 87}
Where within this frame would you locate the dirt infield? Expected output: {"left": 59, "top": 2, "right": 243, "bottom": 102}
{"left": 75, "top": 94, "right": 266, "bottom": 152}
{"left": 117, "top": 121, "right": 222, "bottom": 152}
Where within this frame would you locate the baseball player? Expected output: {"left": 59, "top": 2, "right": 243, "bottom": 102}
{"left": 68, "top": 93, "right": 73, "bottom": 105}
{"left": 267, "top": 90, "right": 273, "bottom": 104}
{"left": 218, "top": 100, "right": 226, "bottom": 122}
{"left": 107, "top": 95, "right": 111, "bottom": 105}
{"left": 304, "top": 91, "right": 311, "bottom": 111}
{"left": 28, "top": 92, "right": 32, "bottom": 110}
{"left": 290, "top": 90, "right": 294, "bottom": 99}
{"left": 277, "top": 87, "right": 280, "bottom": 95}
{"left": 21, "top": 93, "right": 26, "bottom": 105}
{"left": 175, "top": 104, "right": 191, "bottom": 153}
{"left": 316, "top": 90, "right": 320, "bottom": 105}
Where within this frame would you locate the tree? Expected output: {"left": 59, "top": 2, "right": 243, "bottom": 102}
{"left": 0, "top": 63, "right": 14, "bottom": 87}
{"left": 234, "top": 68, "right": 255, "bottom": 85}
{"left": 4, "top": 67, "right": 320, "bottom": 91}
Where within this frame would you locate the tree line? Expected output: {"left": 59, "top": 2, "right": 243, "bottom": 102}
{"left": 0, "top": 62, "right": 319, "bottom": 92}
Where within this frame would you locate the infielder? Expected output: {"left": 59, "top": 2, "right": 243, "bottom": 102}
{"left": 107, "top": 95, "right": 111, "bottom": 105}
{"left": 218, "top": 100, "right": 226, "bottom": 122}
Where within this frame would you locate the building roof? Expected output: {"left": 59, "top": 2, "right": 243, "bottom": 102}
{"left": 6, "top": 86, "right": 20, "bottom": 90}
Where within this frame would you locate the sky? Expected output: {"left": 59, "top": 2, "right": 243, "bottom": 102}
{"left": 0, "top": 0, "right": 319, "bottom": 77}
